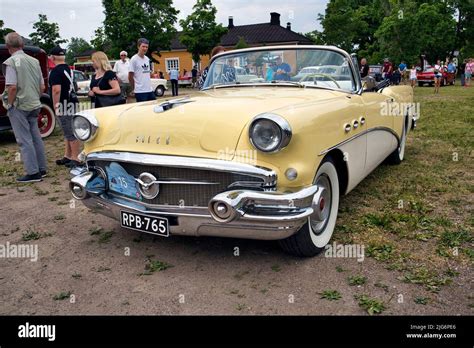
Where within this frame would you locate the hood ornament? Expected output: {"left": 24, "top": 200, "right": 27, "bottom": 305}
{"left": 153, "top": 97, "right": 194, "bottom": 113}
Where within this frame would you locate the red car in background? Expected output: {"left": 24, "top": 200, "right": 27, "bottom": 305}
{"left": 0, "top": 44, "right": 56, "bottom": 138}
{"left": 416, "top": 55, "right": 456, "bottom": 87}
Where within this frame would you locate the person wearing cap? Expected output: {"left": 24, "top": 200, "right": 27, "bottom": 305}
{"left": 49, "top": 45, "right": 82, "bottom": 168}
{"left": 128, "top": 38, "right": 156, "bottom": 102}
{"left": 1, "top": 32, "right": 48, "bottom": 183}
{"left": 113, "top": 50, "right": 131, "bottom": 100}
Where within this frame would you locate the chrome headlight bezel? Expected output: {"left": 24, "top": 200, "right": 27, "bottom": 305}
{"left": 72, "top": 113, "right": 99, "bottom": 142}
{"left": 249, "top": 113, "right": 292, "bottom": 153}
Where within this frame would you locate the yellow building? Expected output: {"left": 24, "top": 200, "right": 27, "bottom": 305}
{"left": 152, "top": 12, "right": 313, "bottom": 80}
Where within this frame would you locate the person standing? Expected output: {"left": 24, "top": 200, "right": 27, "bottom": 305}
{"left": 399, "top": 61, "right": 407, "bottom": 84}
{"left": 465, "top": 58, "right": 473, "bottom": 88}
{"left": 382, "top": 58, "right": 393, "bottom": 81}
{"left": 191, "top": 65, "right": 198, "bottom": 88}
{"left": 113, "top": 50, "right": 131, "bottom": 100}
{"left": 89, "top": 52, "right": 123, "bottom": 108}
{"left": 169, "top": 67, "right": 179, "bottom": 96}
{"left": 409, "top": 65, "right": 417, "bottom": 88}
{"left": 459, "top": 59, "right": 466, "bottom": 86}
{"left": 2, "top": 32, "right": 48, "bottom": 183}
{"left": 48, "top": 45, "right": 82, "bottom": 168}
{"left": 273, "top": 56, "right": 291, "bottom": 81}
{"left": 434, "top": 59, "right": 443, "bottom": 93}
{"left": 360, "top": 58, "right": 369, "bottom": 78}
{"left": 128, "top": 38, "right": 156, "bottom": 102}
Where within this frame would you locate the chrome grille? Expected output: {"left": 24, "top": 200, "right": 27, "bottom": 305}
{"left": 90, "top": 160, "right": 266, "bottom": 207}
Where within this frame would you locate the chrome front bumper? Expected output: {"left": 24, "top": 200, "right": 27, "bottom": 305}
{"left": 70, "top": 169, "right": 323, "bottom": 241}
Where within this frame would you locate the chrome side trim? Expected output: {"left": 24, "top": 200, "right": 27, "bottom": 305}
{"left": 86, "top": 152, "right": 277, "bottom": 186}
{"left": 135, "top": 177, "right": 220, "bottom": 186}
{"left": 319, "top": 127, "right": 400, "bottom": 156}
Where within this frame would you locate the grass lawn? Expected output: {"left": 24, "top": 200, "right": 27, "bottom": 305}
{"left": 334, "top": 84, "right": 473, "bottom": 293}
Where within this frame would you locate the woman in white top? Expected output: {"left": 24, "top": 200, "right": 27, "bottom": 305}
{"left": 433, "top": 59, "right": 443, "bottom": 94}
{"left": 410, "top": 65, "right": 417, "bottom": 88}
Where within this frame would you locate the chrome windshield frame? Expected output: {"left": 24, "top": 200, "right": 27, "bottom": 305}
{"left": 201, "top": 45, "right": 362, "bottom": 94}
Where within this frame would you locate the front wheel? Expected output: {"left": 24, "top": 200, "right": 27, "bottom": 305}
{"left": 154, "top": 86, "right": 165, "bottom": 97}
{"left": 279, "top": 157, "right": 340, "bottom": 257}
{"left": 38, "top": 103, "right": 56, "bottom": 138}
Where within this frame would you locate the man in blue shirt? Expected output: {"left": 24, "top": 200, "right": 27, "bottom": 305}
{"left": 169, "top": 67, "right": 179, "bottom": 96}
{"left": 447, "top": 60, "right": 456, "bottom": 73}
{"left": 274, "top": 56, "right": 291, "bottom": 81}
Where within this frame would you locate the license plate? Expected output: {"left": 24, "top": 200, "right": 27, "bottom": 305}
{"left": 120, "top": 211, "right": 169, "bottom": 237}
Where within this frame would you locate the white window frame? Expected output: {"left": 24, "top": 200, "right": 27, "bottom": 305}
{"left": 165, "top": 58, "right": 180, "bottom": 72}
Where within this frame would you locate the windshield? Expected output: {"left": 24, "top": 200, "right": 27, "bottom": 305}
{"left": 203, "top": 48, "right": 356, "bottom": 92}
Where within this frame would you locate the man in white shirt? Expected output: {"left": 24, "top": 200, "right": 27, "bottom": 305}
{"left": 114, "top": 50, "right": 131, "bottom": 99}
{"left": 128, "top": 38, "right": 156, "bottom": 102}
{"left": 169, "top": 67, "right": 179, "bottom": 96}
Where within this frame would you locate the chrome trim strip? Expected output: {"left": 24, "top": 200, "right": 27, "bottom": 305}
{"left": 135, "top": 177, "right": 220, "bottom": 186}
{"left": 86, "top": 152, "right": 277, "bottom": 186}
{"left": 319, "top": 127, "right": 400, "bottom": 156}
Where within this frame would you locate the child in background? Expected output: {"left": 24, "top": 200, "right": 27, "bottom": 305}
{"left": 410, "top": 65, "right": 417, "bottom": 88}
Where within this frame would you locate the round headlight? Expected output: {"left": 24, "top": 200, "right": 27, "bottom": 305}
{"left": 73, "top": 116, "right": 91, "bottom": 141}
{"left": 249, "top": 114, "right": 292, "bottom": 153}
{"left": 72, "top": 114, "right": 98, "bottom": 142}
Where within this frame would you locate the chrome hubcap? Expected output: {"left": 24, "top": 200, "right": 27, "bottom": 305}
{"left": 310, "top": 174, "right": 331, "bottom": 235}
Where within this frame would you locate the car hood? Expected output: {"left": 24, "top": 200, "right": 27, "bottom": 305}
{"left": 86, "top": 87, "right": 342, "bottom": 159}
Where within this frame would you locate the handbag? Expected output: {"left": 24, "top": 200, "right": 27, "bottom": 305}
{"left": 93, "top": 74, "right": 126, "bottom": 107}
{"left": 63, "top": 70, "right": 79, "bottom": 105}
{"left": 95, "top": 94, "right": 126, "bottom": 107}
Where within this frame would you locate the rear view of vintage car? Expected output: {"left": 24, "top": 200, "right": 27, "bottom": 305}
{"left": 70, "top": 45, "right": 416, "bottom": 257}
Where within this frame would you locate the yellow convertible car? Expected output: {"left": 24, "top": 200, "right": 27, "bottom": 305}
{"left": 70, "top": 45, "right": 417, "bottom": 257}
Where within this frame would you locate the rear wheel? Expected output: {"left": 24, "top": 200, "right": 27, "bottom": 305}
{"left": 38, "top": 103, "right": 55, "bottom": 138}
{"left": 279, "top": 157, "right": 340, "bottom": 257}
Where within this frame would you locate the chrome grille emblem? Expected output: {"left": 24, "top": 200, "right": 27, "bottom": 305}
{"left": 136, "top": 172, "right": 160, "bottom": 199}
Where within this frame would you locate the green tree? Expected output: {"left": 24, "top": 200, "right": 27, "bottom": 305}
{"left": 101, "top": 0, "right": 179, "bottom": 60}
{"left": 66, "top": 37, "right": 93, "bottom": 65}
{"left": 29, "top": 14, "right": 67, "bottom": 52}
{"left": 179, "top": 0, "right": 227, "bottom": 63}
{"left": 0, "top": 20, "right": 15, "bottom": 44}
{"left": 375, "top": 1, "right": 456, "bottom": 64}
{"left": 312, "top": 0, "right": 469, "bottom": 65}
{"left": 234, "top": 37, "right": 249, "bottom": 49}
{"left": 448, "top": 0, "right": 474, "bottom": 58}
{"left": 304, "top": 30, "right": 326, "bottom": 45}
{"left": 90, "top": 27, "right": 111, "bottom": 52}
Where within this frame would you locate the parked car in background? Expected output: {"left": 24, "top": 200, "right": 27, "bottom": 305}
{"left": 235, "top": 66, "right": 263, "bottom": 83}
{"left": 368, "top": 65, "right": 383, "bottom": 82}
{"left": 416, "top": 65, "right": 456, "bottom": 87}
{"left": 292, "top": 65, "right": 349, "bottom": 82}
{"left": 151, "top": 78, "right": 168, "bottom": 97}
{"left": 73, "top": 70, "right": 91, "bottom": 96}
{"left": 0, "top": 44, "right": 56, "bottom": 138}
{"left": 70, "top": 45, "right": 416, "bottom": 257}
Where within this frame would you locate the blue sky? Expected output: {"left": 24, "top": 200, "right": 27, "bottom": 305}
{"left": 1, "top": 0, "right": 328, "bottom": 42}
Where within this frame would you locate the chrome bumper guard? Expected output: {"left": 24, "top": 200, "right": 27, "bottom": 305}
{"left": 70, "top": 167, "right": 322, "bottom": 240}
